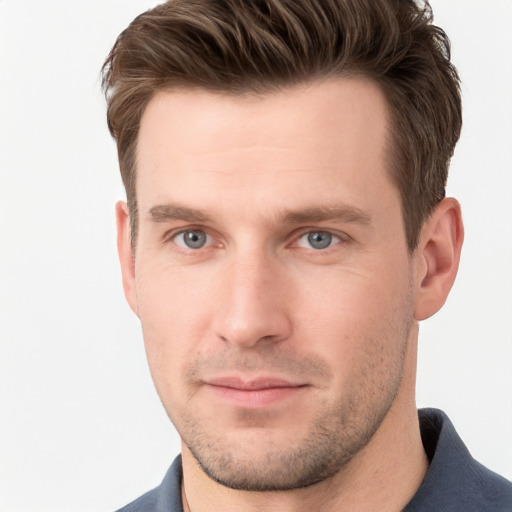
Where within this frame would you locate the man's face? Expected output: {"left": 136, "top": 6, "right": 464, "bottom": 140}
{"left": 125, "top": 79, "right": 418, "bottom": 490}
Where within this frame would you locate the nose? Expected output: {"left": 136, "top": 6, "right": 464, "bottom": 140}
{"left": 212, "top": 252, "right": 293, "bottom": 348}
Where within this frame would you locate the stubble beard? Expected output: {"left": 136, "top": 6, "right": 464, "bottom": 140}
{"left": 172, "top": 329, "right": 410, "bottom": 492}
{"left": 160, "top": 280, "right": 414, "bottom": 492}
{"left": 183, "top": 395, "right": 399, "bottom": 492}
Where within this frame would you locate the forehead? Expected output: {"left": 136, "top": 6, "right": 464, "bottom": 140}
{"left": 138, "top": 78, "right": 390, "bottom": 160}
{"left": 136, "top": 78, "right": 395, "bottom": 217}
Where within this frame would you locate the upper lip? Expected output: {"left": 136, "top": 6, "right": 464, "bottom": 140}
{"left": 204, "top": 376, "right": 306, "bottom": 390}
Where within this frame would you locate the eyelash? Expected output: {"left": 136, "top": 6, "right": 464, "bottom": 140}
{"left": 163, "top": 227, "right": 349, "bottom": 252}
{"left": 294, "top": 231, "right": 343, "bottom": 250}
{"left": 172, "top": 229, "right": 214, "bottom": 250}
{"left": 163, "top": 226, "right": 216, "bottom": 249}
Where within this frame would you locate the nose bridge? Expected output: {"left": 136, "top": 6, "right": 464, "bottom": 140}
{"left": 214, "top": 248, "right": 291, "bottom": 347}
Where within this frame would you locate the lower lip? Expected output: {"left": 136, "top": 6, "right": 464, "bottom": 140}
{"left": 206, "top": 385, "right": 306, "bottom": 408}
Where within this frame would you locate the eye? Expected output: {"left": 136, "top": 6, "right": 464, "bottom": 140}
{"left": 296, "top": 231, "right": 341, "bottom": 250}
{"left": 173, "top": 229, "right": 212, "bottom": 249}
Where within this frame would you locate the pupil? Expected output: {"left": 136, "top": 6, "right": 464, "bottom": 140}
{"left": 184, "top": 230, "right": 206, "bottom": 248}
{"left": 308, "top": 231, "right": 332, "bottom": 249}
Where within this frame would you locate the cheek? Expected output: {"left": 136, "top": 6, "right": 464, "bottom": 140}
{"left": 136, "top": 256, "right": 218, "bottom": 329}
{"left": 134, "top": 262, "right": 219, "bottom": 396}
{"left": 293, "top": 264, "right": 412, "bottom": 366}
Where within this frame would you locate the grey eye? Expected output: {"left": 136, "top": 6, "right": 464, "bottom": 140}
{"left": 297, "top": 231, "right": 340, "bottom": 250}
{"left": 307, "top": 231, "right": 332, "bottom": 249}
{"left": 174, "top": 230, "right": 210, "bottom": 249}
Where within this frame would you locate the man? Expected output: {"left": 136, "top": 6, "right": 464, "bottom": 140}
{"left": 102, "top": 0, "right": 512, "bottom": 510}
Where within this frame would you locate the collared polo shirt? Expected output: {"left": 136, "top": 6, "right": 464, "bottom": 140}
{"left": 116, "top": 409, "right": 512, "bottom": 511}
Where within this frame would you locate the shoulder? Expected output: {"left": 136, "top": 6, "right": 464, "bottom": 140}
{"left": 404, "top": 409, "right": 512, "bottom": 512}
{"left": 114, "top": 456, "right": 184, "bottom": 512}
{"left": 115, "top": 488, "right": 159, "bottom": 512}
{"left": 467, "top": 458, "right": 512, "bottom": 511}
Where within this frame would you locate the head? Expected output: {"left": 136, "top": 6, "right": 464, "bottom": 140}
{"left": 102, "top": 0, "right": 463, "bottom": 494}
{"left": 102, "top": 0, "right": 461, "bottom": 252}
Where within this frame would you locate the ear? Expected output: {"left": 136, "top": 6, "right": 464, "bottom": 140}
{"left": 413, "top": 198, "right": 464, "bottom": 321}
{"left": 115, "top": 200, "right": 139, "bottom": 316}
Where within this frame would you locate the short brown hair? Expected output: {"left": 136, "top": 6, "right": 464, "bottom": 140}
{"left": 102, "top": 0, "right": 462, "bottom": 250}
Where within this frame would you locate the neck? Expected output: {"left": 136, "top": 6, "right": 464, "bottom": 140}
{"left": 181, "top": 328, "right": 427, "bottom": 512}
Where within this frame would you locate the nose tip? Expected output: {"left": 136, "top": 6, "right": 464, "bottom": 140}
{"left": 215, "top": 296, "right": 292, "bottom": 348}
{"left": 216, "top": 322, "right": 283, "bottom": 348}
{"left": 213, "top": 260, "right": 292, "bottom": 348}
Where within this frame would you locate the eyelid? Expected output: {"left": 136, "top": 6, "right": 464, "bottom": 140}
{"left": 289, "top": 228, "right": 350, "bottom": 250}
{"left": 161, "top": 225, "right": 350, "bottom": 250}
{"left": 298, "top": 232, "right": 340, "bottom": 248}
{"left": 174, "top": 230, "right": 213, "bottom": 249}
{"left": 163, "top": 225, "right": 215, "bottom": 248}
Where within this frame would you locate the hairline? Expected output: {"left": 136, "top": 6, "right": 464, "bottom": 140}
{"left": 126, "top": 75, "right": 422, "bottom": 254}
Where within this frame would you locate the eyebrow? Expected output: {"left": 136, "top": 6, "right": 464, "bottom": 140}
{"left": 149, "top": 204, "right": 211, "bottom": 223}
{"left": 147, "top": 203, "right": 372, "bottom": 226}
{"left": 281, "top": 205, "right": 372, "bottom": 226}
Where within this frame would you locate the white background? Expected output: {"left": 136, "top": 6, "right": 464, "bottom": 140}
{"left": 1, "top": 1, "right": 511, "bottom": 511}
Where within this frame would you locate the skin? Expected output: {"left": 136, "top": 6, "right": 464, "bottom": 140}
{"left": 116, "top": 78, "right": 464, "bottom": 512}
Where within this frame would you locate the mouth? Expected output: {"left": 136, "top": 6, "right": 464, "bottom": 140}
{"left": 203, "top": 376, "right": 308, "bottom": 408}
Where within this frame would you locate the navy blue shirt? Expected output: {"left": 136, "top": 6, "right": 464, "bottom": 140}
{"left": 116, "top": 409, "right": 512, "bottom": 511}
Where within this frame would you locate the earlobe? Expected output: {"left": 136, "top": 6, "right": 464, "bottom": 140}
{"left": 413, "top": 198, "right": 464, "bottom": 321}
{"left": 115, "top": 200, "right": 139, "bottom": 316}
